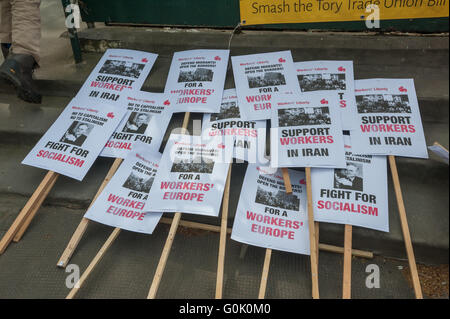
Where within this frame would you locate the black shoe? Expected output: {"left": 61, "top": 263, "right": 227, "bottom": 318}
{"left": 1, "top": 44, "right": 10, "bottom": 59}
{"left": 0, "top": 53, "right": 42, "bottom": 104}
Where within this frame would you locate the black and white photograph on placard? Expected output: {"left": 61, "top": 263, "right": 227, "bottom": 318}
{"left": 333, "top": 162, "right": 364, "bottom": 192}
{"left": 247, "top": 72, "right": 286, "bottom": 88}
{"left": 255, "top": 186, "right": 300, "bottom": 211}
{"left": 171, "top": 157, "right": 215, "bottom": 174}
{"left": 278, "top": 106, "right": 331, "bottom": 127}
{"left": 210, "top": 101, "right": 241, "bottom": 121}
{"left": 99, "top": 59, "right": 146, "bottom": 79}
{"left": 122, "top": 112, "right": 152, "bottom": 134}
{"left": 177, "top": 68, "right": 214, "bottom": 82}
{"left": 60, "top": 121, "right": 94, "bottom": 147}
{"left": 298, "top": 73, "right": 346, "bottom": 92}
{"left": 356, "top": 94, "right": 412, "bottom": 114}
{"left": 122, "top": 172, "right": 155, "bottom": 194}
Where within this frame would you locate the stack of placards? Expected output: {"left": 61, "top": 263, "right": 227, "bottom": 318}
{"left": 202, "top": 88, "right": 268, "bottom": 164}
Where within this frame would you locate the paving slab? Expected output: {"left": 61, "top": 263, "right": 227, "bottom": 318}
{"left": 0, "top": 193, "right": 428, "bottom": 299}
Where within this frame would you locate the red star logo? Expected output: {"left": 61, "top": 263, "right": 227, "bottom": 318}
{"left": 214, "top": 56, "right": 221, "bottom": 61}
{"left": 320, "top": 99, "right": 328, "bottom": 104}
{"left": 141, "top": 58, "right": 148, "bottom": 63}
{"left": 107, "top": 112, "right": 115, "bottom": 119}
{"left": 278, "top": 58, "right": 286, "bottom": 63}
{"left": 163, "top": 100, "right": 170, "bottom": 106}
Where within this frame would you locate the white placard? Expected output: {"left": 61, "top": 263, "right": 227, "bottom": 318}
{"left": 84, "top": 143, "right": 163, "bottom": 234}
{"left": 311, "top": 135, "right": 389, "bottom": 232}
{"left": 231, "top": 164, "right": 310, "bottom": 255}
{"left": 232, "top": 51, "right": 301, "bottom": 121}
{"left": 100, "top": 91, "right": 173, "bottom": 158}
{"left": 202, "top": 89, "right": 268, "bottom": 164}
{"left": 145, "top": 134, "right": 233, "bottom": 217}
{"left": 76, "top": 49, "right": 157, "bottom": 105}
{"left": 270, "top": 93, "right": 346, "bottom": 168}
{"left": 295, "top": 60, "right": 358, "bottom": 130}
{"left": 22, "top": 97, "right": 127, "bottom": 181}
{"left": 428, "top": 143, "right": 449, "bottom": 164}
{"left": 164, "top": 49, "right": 230, "bottom": 113}
{"left": 350, "top": 79, "right": 428, "bottom": 158}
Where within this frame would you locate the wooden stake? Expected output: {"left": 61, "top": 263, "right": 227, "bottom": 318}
{"left": 13, "top": 173, "right": 59, "bottom": 242}
{"left": 305, "top": 167, "right": 319, "bottom": 299}
{"left": 215, "top": 164, "right": 232, "bottom": 299}
{"left": 147, "top": 212, "right": 182, "bottom": 299}
{"left": 342, "top": 224, "right": 352, "bottom": 299}
{"left": 57, "top": 158, "right": 124, "bottom": 268}
{"left": 66, "top": 227, "right": 121, "bottom": 299}
{"left": 147, "top": 112, "right": 191, "bottom": 299}
{"left": 388, "top": 155, "right": 423, "bottom": 299}
{"left": 258, "top": 248, "right": 272, "bottom": 299}
{"left": 0, "top": 170, "right": 59, "bottom": 254}
{"left": 281, "top": 168, "right": 292, "bottom": 194}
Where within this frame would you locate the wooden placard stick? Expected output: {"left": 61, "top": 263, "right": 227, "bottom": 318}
{"left": 280, "top": 167, "right": 319, "bottom": 298}
{"left": 0, "top": 170, "right": 59, "bottom": 254}
{"left": 147, "top": 112, "right": 191, "bottom": 299}
{"left": 57, "top": 157, "right": 124, "bottom": 268}
{"left": 342, "top": 224, "right": 352, "bottom": 299}
{"left": 215, "top": 163, "right": 232, "bottom": 299}
{"left": 281, "top": 168, "right": 292, "bottom": 194}
{"left": 258, "top": 248, "right": 272, "bottom": 299}
{"left": 388, "top": 155, "right": 423, "bottom": 299}
{"left": 158, "top": 217, "right": 373, "bottom": 258}
{"left": 66, "top": 227, "right": 122, "bottom": 299}
{"left": 305, "top": 167, "right": 320, "bottom": 299}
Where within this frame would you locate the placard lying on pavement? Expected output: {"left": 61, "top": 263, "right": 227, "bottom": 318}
{"left": 295, "top": 60, "right": 358, "bottom": 130}
{"left": 311, "top": 135, "right": 389, "bottom": 232}
{"left": 84, "top": 143, "right": 163, "bottom": 234}
{"left": 145, "top": 134, "right": 233, "bottom": 217}
{"left": 22, "top": 97, "right": 126, "bottom": 181}
{"left": 101, "top": 91, "right": 173, "bottom": 158}
{"left": 76, "top": 48, "right": 157, "bottom": 105}
{"left": 202, "top": 88, "right": 268, "bottom": 163}
{"left": 164, "top": 49, "right": 230, "bottom": 113}
{"left": 232, "top": 51, "right": 301, "bottom": 121}
{"left": 270, "top": 93, "right": 346, "bottom": 168}
{"left": 231, "top": 164, "right": 310, "bottom": 255}
{"left": 350, "top": 79, "right": 428, "bottom": 158}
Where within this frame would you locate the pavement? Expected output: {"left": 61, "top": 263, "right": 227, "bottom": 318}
{"left": 0, "top": 0, "right": 448, "bottom": 299}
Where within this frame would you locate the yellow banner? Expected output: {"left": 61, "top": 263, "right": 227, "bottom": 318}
{"left": 239, "top": 0, "right": 449, "bottom": 25}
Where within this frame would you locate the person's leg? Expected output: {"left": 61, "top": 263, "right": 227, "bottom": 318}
{"left": 0, "top": 0, "right": 12, "bottom": 58}
{"left": 10, "top": 0, "right": 41, "bottom": 64}
{"left": 0, "top": 0, "right": 41, "bottom": 103}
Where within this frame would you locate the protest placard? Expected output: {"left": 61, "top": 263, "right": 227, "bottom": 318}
{"left": 202, "top": 88, "right": 267, "bottom": 163}
{"left": 84, "top": 143, "right": 163, "bottom": 234}
{"left": 295, "top": 61, "right": 358, "bottom": 130}
{"left": 231, "top": 164, "right": 310, "bottom": 255}
{"left": 270, "top": 93, "right": 346, "bottom": 168}
{"left": 164, "top": 49, "right": 229, "bottom": 113}
{"left": 311, "top": 135, "right": 389, "bottom": 232}
{"left": 231, "top": 51, "right": 301, "bottom": 121}
{"left": 100, "top": 91, "right": 173, "bottom": 158}
{"left": 22, "top": 97, "right": 126, "bottom": 181}
{"left": 350, "top": 79, "right": 428, "bottom": 158}
{"left": 76, "top": 49, "right": 157, "bottom": 104}
{"left": 145, "top": 134, "right": 233, "bottom": 217}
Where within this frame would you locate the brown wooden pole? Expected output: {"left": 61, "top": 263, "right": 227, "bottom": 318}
{"left": 0, "top": 170, "right": 59, "bottom": 254}
{"left": 57, "top": 158, "right": 124, "bottom": 267}
{"left": 388, "top": 155, "right": 423, "bottom": 299}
